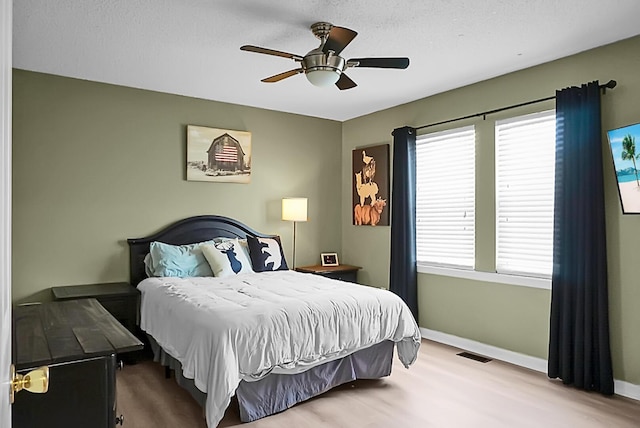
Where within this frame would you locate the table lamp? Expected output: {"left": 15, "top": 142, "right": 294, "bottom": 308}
{"left": 282, "top": 197, "right": 308, "bottom": 268}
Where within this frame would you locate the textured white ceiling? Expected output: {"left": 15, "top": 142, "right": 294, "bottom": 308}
{"left": 12, "top": 0, "right": 640, "bottom": 121}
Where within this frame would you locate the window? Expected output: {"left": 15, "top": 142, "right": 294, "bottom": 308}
{"left": 416, "top": 126, "right": 475, "bottom": 268}
{"left": 495, "top": 110, "right": 555, "bottom": 278}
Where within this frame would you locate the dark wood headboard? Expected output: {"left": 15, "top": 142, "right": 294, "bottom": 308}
{"left": 127, "top": 215, "right": 275, "bottom": 286}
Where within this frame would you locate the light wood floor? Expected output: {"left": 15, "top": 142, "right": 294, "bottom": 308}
{"left": 117, "top": 339, "right": 640, "bottom": 427}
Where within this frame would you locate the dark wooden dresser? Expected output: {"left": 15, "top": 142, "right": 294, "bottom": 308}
{"left": 12, "top": 299, "right": 143, "bottom": 428}
{"left": 51, "top": 282, "right": 139, "bottom": 335}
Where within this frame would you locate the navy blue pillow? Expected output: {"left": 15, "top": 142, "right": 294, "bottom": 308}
{"left": 247, "top": 236, "right": 289, "bottom": 272}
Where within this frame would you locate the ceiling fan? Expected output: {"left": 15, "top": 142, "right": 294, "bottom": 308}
{"left": 240, "top": 22, "right": 409, "bottom": 90}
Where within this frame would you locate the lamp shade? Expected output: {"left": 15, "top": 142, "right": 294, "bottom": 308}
{"left": 282, "top": 198, "right": 308, "bottom": 222}
{"left": 306, "top": 69, "right": 340, "bottom": 87}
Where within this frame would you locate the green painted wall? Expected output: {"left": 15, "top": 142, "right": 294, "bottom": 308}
{"left": 12, "top": 70, "right": 342, "bottom": 302}
{"left": 12, "top": 36, "right": 640, "bottom": 386}
{"left": 342, "top": 35, "right": 640, "bottom": 384}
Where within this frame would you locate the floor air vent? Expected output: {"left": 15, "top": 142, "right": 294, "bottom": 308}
{"left": 457, "top": 352, "right": 492, "bottom": 363}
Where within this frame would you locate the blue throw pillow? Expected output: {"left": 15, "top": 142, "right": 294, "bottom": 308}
{"left": 247, "top": 236, "right": 289, "bottom": 272}
{"left": 149, "top": 240, "right": 215, "bottom": 277}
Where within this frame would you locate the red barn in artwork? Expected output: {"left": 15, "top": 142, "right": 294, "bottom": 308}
{"left": 206, "top": 133, "right": 245, "bottom": 171}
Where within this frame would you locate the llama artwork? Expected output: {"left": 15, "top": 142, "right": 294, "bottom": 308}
{"left": 352, "top": 144, "right": 389, "bottom": 226}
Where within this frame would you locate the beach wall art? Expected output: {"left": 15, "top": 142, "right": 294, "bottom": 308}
{"left": 607, "top": 122, "right": 640, "bottom": 214}
{"left": 187, "top": 125, "right": 252, "bottom": 183}
{"left": 352, "top": 144, "right": 389, "bottom": 226}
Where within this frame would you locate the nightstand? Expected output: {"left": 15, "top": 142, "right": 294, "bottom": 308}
{"left": 295, "top": 264, "right": 361, "bottom": 283}
{"left": 51, "top": 282, "right": 139, "bottom": 336}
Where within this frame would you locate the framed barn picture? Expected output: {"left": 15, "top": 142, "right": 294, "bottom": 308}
{"left": 187, "top": 125, "right": 252, "bottom": 183}
{"left": 352, "top": 144, "right": 389, "bottom": 226}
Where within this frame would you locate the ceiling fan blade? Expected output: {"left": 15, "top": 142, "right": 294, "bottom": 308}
{"left": 241, "top": 45, "right": 303, "bottom": 61}
{"left": 348, "top": 57, "right": 410, "bottom": 69}
{"left": 261, "top": 69, "right": 304, "bottom": 83}
{"left": 336, "top": 73, "right": 357, "bottom": 90}
{"left": 322, "top": 26, "right": 357, "bottom": 55}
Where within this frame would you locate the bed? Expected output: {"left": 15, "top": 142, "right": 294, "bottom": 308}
{"left": 128, "top": 215, "right": 421, "bottom": 427}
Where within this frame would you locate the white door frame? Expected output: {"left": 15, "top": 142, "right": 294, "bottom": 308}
{"left": 0, "top": 0, "right": 12, "bottom": 425}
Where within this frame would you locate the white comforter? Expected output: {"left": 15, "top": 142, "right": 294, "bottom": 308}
{"left": 138, "top": 270, "right": 421, "bottom": 427}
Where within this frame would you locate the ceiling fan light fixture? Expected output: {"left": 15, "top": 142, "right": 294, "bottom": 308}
{"left": 303, "top": 51, "right": 344, "bottom": 87}
{"left": 241, "top": 22, "right": 410, "bottom": 90}
{"left": 306, "top": 68, "right": 340, "bottom": 87}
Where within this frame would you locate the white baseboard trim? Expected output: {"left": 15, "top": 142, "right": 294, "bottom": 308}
{"left": 420, "top": 328, "right": 547, "bottom": 373}
{"left": 614, "top": 379, "right": 640, "bottom": 401}
{"left": 420, "top": 327, "right": 640, "bottom": 401}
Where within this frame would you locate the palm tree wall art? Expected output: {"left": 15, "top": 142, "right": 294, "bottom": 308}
{"left": 607, "top": 123, "right": 640, "bottom": 214}
{"left": 620, "top": 133, "right": 639, "bottom": 186}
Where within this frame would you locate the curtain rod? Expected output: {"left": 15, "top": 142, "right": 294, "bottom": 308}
{"left": 414, "top": 79, "right": 617, "bottom": 132}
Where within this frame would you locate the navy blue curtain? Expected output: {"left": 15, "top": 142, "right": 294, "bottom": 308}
{"left": 548, "top": 81, "right": 613, "bottom": 395}
{"left": 389, "top": 126, "right": 418, "bottom": 319}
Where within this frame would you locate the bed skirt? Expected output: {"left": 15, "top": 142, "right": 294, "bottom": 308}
{"left": 147, "top": 335, "right": 394, "bottom": 422}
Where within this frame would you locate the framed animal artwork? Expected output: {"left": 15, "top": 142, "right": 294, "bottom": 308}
{"left": 352, "top": 144, "right": 389, "bottom": 226}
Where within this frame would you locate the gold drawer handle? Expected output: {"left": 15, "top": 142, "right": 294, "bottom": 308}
{"left": 10, "top": 364, "right": 49, "bottom": 404}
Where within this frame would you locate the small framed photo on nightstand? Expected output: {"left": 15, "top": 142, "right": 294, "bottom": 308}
{"left": 321, "top": 253, "right": 339, "bottom": 267}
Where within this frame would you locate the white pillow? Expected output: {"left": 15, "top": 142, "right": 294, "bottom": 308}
{"left": 201, "top": 239, "right": 254, "bottom": 277}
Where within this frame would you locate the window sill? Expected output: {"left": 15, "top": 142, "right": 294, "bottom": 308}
{"left": 417, "top": 264, "right": 551, "bottom": 290}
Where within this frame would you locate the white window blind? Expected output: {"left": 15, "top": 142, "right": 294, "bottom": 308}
{"left": 495, "top": 110, "right": 555, "bottom": 278}
{"left": 416, "top": 126, "right": 475, "bottom": 268}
